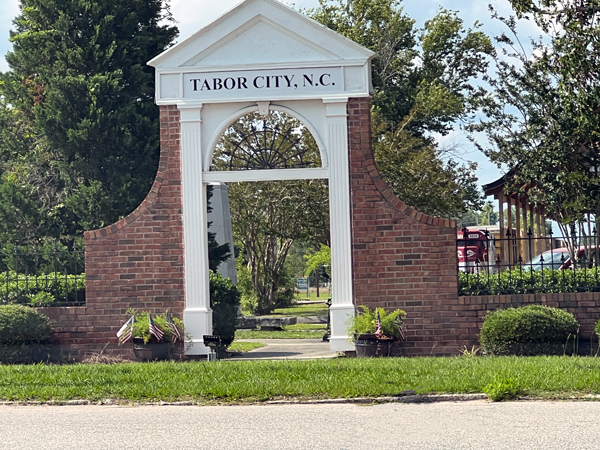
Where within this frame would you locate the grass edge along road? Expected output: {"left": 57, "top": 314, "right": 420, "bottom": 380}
{"left": 1, "top": 356, "right": 600, "bottom": 403}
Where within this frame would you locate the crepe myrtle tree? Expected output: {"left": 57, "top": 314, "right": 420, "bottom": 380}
{"left": 310, "top": 0, "right": 494, "bottom": 218}
{"left": 469, "top": 0, "right": 600, "bottom": 264}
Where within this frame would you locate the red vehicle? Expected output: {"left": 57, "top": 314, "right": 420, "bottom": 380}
{"left": 457, "top": 228, "right": 496, "bottom": 273}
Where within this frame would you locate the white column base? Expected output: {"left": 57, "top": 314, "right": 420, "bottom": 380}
{"left": 329, "top": 304, "right": 355, "bottom": 352}
{"left": 184, "top": 307, "right": 213, "bottom": 355}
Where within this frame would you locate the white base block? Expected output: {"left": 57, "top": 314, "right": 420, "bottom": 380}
{"left": 184, "top": 307, "right": 213, "bottom": 355}
{"left": 329, "top": 336, "right": 355, "bottom": 352}
{"left": 329, "top": 303, "right": 355, "bottom": 352}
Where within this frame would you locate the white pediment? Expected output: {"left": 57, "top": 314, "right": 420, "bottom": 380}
{"left": 149, "top": 0, "right": 374, "bottom": 104}
{"left": 182, "top": 16, "right": 339, "bottom": 68}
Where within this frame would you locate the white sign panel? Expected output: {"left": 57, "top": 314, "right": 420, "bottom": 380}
{"left": 182, "top": 67, "right": 344, "bottom": 100}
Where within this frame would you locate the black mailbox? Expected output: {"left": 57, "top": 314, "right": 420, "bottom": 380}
{"left": 203, "top": 335, "right": 221, "bottom": 347}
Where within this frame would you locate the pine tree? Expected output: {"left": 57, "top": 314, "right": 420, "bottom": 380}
{"left": 0, "top": 0, "right": 178, "bottom": 242}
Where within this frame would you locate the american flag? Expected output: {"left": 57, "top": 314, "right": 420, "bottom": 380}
{"left": 117, "top": 315, "right": 135, "bottom": 344}
{"left": 395, "top": 317, "right": 407, "bottom": 341}
{"left": 148, "top": 314, "right": 164, "bottom": 342}
{"left": 374, "top": 310, "right": 383, "bottom": 338}
{"left": 165, "top": 313, "right": 182, "bottom": 343}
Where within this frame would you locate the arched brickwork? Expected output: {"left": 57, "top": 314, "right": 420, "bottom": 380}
{"left": 72, "top": 105, "right": 185, "bottom": 358}
{"left": 347, "top": 98, "right": 471, "bottom": 356}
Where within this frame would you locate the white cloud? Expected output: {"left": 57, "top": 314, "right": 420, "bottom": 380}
{"left": 0, "top": 0, "right": 19, "bottom": 72}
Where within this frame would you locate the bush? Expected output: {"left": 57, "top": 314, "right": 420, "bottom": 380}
{"left": 0, "top": 305, "right": 53, "bottom": 345}
{"left": 479, "top": 305, "right": 579, "bottom": 355}
{"left": 0, "top": 272, "right": 85, "bottom": 306}
{"left": 0, "top": 305, "right": 54, "bottom": 363}
{"left": 210, "top": 271, "right": 241, "bottom": 347}
{"left": 459, "top": 267, "right": 600, "bottom": 296}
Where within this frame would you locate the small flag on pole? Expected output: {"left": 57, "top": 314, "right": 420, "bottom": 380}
{"left": 148, "top": 313, "right": 164, "bottom": 342}
{"left": 374, "top": 310, "right": 383, "bottom": 338}
{"left": 117, "top": 316, "right": 135, "bottom": 344}
{"left": 395, "top": 317, "right": 407, "bottom": 341}
{"left": 165, "top": 313, "right": 182, "bottom": 343}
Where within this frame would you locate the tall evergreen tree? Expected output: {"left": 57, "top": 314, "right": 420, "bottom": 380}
{"left": 0, "top": 0, "right": 178, "bottom": 243}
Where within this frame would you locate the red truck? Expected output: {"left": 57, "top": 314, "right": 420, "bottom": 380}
{"left": 457, "top": 228, "right": 496, "bottom": 273}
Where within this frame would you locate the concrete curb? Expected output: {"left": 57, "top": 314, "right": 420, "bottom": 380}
{"left": 0, "top": 394, "right": 488, "bottom": 407}
{"left": 266, "top": 393, "right": 488, "bottom": 405}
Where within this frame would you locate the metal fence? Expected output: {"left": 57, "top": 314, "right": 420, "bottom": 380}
{"left": 0, "top": 243, "right": 85, "bottom": 307}
{"left": 458, "top": 227, "right": 600, "bottom": 296}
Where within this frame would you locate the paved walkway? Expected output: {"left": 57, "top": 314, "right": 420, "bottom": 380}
{"left": 229, "top": 338, "right": 337, "bottom": 360}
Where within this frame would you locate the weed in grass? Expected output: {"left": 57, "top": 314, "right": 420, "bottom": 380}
{"left": 483, "top": 377, "right": 519, "bottom": 402}
{"left": 460, "top": 346, "right": 481, "bottom": 357}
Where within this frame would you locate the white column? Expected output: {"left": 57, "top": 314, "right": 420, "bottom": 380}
{"left": 324, "top": 98, "right": 355, "bottom": 352}
{"left": 179, "top": 105, "right": 211, "bottom": 355}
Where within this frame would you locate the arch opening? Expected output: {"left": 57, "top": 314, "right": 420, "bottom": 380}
{"left": 210, "top": 109, "right": 324, "bottom": 172}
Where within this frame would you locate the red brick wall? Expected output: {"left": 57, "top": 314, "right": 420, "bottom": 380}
{"left": 62, "top": 104, "right": 186, "bottom": 359}
{"left": 348, "top": 97, "right": 467, "bottom": 356}
{"left": 460, "top": 292, "right": 600, "bottom": 345}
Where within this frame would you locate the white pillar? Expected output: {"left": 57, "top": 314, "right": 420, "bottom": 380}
{"left": 324, "top": 98, "right": 355, "bottom": 352}
{"left": 179, "top": 105, "right": 211, "bottom": 355}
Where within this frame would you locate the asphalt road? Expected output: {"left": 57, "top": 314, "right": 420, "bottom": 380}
{"left": 1, "top": 400, "right": 599, "bottom": 449}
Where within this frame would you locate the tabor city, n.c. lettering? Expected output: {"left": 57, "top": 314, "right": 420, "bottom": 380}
{"left": 189, "top": 73, "right": 334, "bottom": 92}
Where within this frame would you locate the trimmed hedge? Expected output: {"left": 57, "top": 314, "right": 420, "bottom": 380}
{"left": 460, "top": 267, "right": 600, "bottom": 296}
{"left": 480, "top": 305, "right": 579, "bottom": 356}
{"left": 0, "top": 305, "right": 55, "bottom": 364}
{"left": 0, "top": 272, "right": 85, "bottom": 306}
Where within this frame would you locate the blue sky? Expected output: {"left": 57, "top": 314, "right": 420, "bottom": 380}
{"left": 0, "top": 0, "right": 543, "bottom": 193}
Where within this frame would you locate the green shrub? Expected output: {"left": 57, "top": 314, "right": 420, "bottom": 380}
{"left": 480, "top": 305, "right": 579, "bottom": 356}
{"left": 460, "top": 267, "right": 600, "bottom": 296}
{"left": 346, "top": 306, "right": 407, "bottom": 340}
{"left": 0, "top": 272, "right": 85, "bottom": 306}
{"left": 210, "top": 271, "right": 241, "bottom": 347}
{"left": 0, "top": 305, "right": 53, "bottom": 346}
{"left": 27, "top": 291, "right": 56, "bottom": 307}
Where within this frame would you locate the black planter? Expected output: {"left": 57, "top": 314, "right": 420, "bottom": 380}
{"left": 132, "top": 339, "right": 173, "bottom": 362}
{"left": 355, "top": 334, "right": 403, "bottom": 357}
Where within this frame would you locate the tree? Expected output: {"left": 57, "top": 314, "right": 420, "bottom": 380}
{"left": 228, "top": 180, "right": 329, "bottom": 314}
{"left": 310, "top": 1, "right": 495, "bottom": 217}
{"left": 0, "top": 0, "right": 178, "bottom": 244}
{"left": 215, "top": 112, "right": 330, "bottom": 314}
{"left": 469, "top": 0, "right": 600, "bottom": 261}
{"left": 481, "top": 202, "right": 499, "bottom": 226}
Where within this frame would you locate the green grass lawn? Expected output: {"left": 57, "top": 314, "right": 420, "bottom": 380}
{"left": 235, "top": 323, "right": 327, "bottom": 339}
{"left": 242, "top": 302, "right": 329, "bottom": 317}
{"left": 227, "top": 342, "right": 265, "bottom": 353}
{"left": 271, "top": 303, "right": 329, "bottom": 316}
{"left": 296, "top": 291, "right": 331, "bottom": 301}
{"left": 235, "top": 330, "right": 325, "bottom": 339}
{"left": 2, "top": 356, "right": 600, "bottom": 403}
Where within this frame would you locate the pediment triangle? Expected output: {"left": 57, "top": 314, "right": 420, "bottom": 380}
{"left": 183, "top": 16, "right": 339, "bottom": 68}
{"left": 148, "top": 0, "right": 374, "bottom": 69}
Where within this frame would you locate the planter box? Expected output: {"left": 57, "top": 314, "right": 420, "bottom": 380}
{"left": 355, "top": 334, "right": 403, "bottom": 358}
{"left": 132, "top": 339, "right": 173, "bottom": 362}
